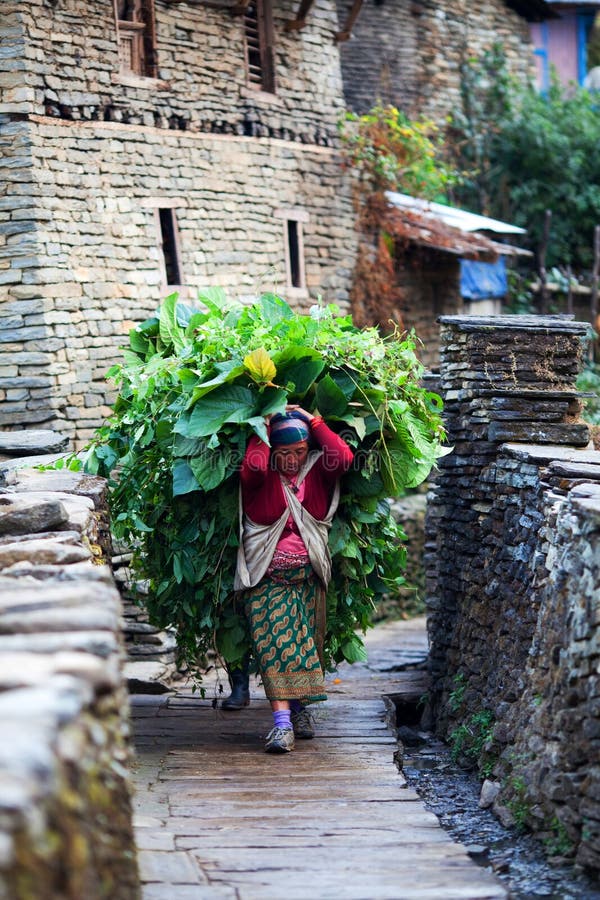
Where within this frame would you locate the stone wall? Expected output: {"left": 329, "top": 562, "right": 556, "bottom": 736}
{"left": 396, "top": 250, "right": 462, "bottom": 370}
{"left": 338, "top": 0, "right": 535, "bottom": 123}
{"left": 0, "top": 0, "right": 358, "bottom": 446}
{"left": 0, "top": 462, "right": 139, "bottom": 898}
{"left": 337, "top": 0, "right": 420, "bottom": 117}
{"left": 426, "top": 314, "right": 600, "bottom": 872}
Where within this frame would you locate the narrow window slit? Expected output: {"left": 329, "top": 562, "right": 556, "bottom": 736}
{"left": 158, "top": 208, "right": 182, "bottom": 286}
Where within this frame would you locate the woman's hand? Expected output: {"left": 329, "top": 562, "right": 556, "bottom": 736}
{"left": 286, "top": 404, "right": 314, "bottom": 422}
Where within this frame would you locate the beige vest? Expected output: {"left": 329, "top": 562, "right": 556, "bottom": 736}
{"left": 234, "top": 450, "right": 341, "bottom": 591}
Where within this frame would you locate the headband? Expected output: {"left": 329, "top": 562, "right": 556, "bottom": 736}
{"left": 270, "top": 413, "right": 310, "bottom": 446}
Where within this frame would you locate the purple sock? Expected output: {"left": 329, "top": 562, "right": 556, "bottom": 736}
{"left": 273, "top": 709, "right": 292, "bottom": 730}
{"left": 289, "top": 700, "right": 302, "bottom": 713}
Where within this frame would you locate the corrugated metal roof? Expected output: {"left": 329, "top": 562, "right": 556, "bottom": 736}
{"left": 386, "top": 192, "right": 527, "bottom": 236}
{"left": 379, "top": 200, "right": 497, "bottom": 262}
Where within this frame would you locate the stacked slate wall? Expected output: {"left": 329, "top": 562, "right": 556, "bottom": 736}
{"left": 338, "top": 0, "right": 535, "bottom": 123}
{"left": 0, "top": 462, "right": 139, "bottom": 898}
{"left": 426, "top": 315, "right": 600, "bottom": 872}
{"left": 0, "top": 0, "right": 357, "bottom": 446}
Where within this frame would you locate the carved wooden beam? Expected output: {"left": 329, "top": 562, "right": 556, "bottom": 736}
{"left": 284, "top": 0, "right": 314, "bottom": 32}
{"left": 335, "top": 0, "right": 364, "bottom": 42}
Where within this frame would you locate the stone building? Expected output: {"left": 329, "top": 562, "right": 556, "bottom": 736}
{"left": 1, "top": 0, "right": 358, "bottom": 446}
{"left": 337, "top": 0, "right": 552, "bottom": 123}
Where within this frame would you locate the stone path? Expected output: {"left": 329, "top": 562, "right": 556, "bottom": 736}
{"left": 131, "top": 618, "right": 507, "bottom": 900}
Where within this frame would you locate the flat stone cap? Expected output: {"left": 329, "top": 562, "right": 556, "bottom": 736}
{"left": 438, "top": 314, "right": 589, "bottom": 334}
{"left": 503, "top": 444, "right": 600, "bottom": 465}
{"left": 0, "top": 430, "right": 69, "bottom": 456}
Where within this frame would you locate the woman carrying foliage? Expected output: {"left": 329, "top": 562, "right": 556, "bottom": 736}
{"left": 234, "top": 406, "right": 353, "bottom": 753}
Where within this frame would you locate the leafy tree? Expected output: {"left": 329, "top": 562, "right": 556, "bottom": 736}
{"left": 339, "top": 103, "right": 458, "bottom": 198}
{"left": 448, "top": 47, "right": 600, "bottom": 270}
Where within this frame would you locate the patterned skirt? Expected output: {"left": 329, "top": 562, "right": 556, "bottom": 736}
{"left": 245, "top": 565, "right": 326, "bottom": 703}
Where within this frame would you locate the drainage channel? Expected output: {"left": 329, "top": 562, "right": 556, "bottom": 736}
{"left": 388, "top": 694, "right": 600, "bottom": 900}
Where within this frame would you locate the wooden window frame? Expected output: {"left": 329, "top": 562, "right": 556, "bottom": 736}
{"left": 155, "top": 207, "right": 185, "bottom": 292}
{"left": 244, "top": 0, "right": 276, "bottom": 94}
{"left": 114, "top": 0, "right": 158, "bottom": 79}
{"left": 275, "top": 208, "right": 308, "bottom": 294}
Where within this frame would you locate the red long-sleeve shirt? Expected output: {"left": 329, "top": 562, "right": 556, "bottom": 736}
{"left": 240, "top": 419, "right": 354, "bottom": 525}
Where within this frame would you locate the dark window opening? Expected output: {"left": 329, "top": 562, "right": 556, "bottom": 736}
{"left": 158, "top": 208, "right": 182, "bottom": 286}
{"left": 117, "top": 0, "right": 157, "bottom": 78}
{"left": 287, "top": 220, "right": 302, "bottom": 288}
{"left": 244, "top": 0, "right": 275, "bottom": 93}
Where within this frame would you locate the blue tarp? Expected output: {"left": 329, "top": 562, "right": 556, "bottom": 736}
{"left": 460, "top": 257, "right": 507, "bottom": 300}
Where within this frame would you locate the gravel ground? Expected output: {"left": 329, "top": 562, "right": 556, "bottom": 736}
{"left": 398, "top": 733, "right": 600, "bottom": 900}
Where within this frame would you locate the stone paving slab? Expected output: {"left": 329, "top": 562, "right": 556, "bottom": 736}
{"left": 131, "top": 619, "right": 508, "bottom": 900}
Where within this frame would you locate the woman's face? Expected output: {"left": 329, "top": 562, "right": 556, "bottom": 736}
{"left": 272, "top": 440, "right": 309, "bottom": 475}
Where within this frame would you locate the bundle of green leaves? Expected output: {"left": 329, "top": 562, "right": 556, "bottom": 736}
{"left": 87, "top": 289, "right": 446, "bottom": 677}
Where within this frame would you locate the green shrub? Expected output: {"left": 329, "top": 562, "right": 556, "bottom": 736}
{"left": 577, "top": 362, "right": 600, "bottom": 425}
{"left": 449, "top": 710, "right": 494, "bottom": 763}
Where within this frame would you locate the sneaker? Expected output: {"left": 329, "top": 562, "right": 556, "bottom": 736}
{"left": 291, "top": 707, "right": 314, "bottom": 740}
{"left": 265, "top": 726, "right": 295, "bottom": 753}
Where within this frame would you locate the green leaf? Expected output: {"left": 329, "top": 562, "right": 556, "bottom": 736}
{"left": 173, "top": 433, "right": 207, "bottom": 457}
{"left": 197, "top": 286, "right": 230, "bottom": 315}
{"left": 129, "top": 328, "right": 150, "bottom": 355}
{"left": 175, "top": 302, "right": 202, "bottom": 328}
{"left": 137, "top": 316, "right": 160, "bottom": 337}
{"left": 131, "top": 513, "right": 153, "bottom": 533}
{"left": 340, "top": 414, "right": 366, "bottom": 441}
{"left": 184, "top": 311, "right": 209, "bottom": 338}
{"left": 173, "top": 553, "right": 184, "bottom": 584}
{"left": 257, "top": 387, "right": 287, "bottom": 418}
{"left": 328, "top": 518, "right": 351, "bottom": 555}
{"left": 247, "top": 415, "right": 270, "bottom": 444}
{"left": 402, "top": 411, "right": 437, "bottom": 459}
{"left": 122, "top": 349, "right": 145, "bottom": 369}
{"left": 379, "top": 439, "right": 431, "bottom": 496}
{"left": 190, "top": 450, "right": 227, "bottom": 490}
{"left": 172, "top": 459, "right": 200, "bottom": 496}
{"left": 215, "top": 613, "right": 248, "bottom": 664}
{"left": 342, "top": 468, "right": 384, "bottom": 498}
{"left": 405, "top": 457, "right": 434, "bottom": 489}
{"left": 178, "top": 368, "right": 200, "bottom": 389}
{"left": 159, "top": 292, "right": 186, "bottom": 354}
{"left": 174, "top": 384, "right": 257, "bottom": 438}
{"left": 329, "top": 368, "right": 358, "bottom": 400}
{"left": 273, "top": 347, "right": 325, "bottom": 397}
{"left": 259, "top": 292, "right": 295, "bottom": 323}
{"left": 189, "top": 361, "right": 246, "bottom": 403}
{"left": 315, "top": 375, "right": 348, "bottom": 417}
{"left": 341, "top": 635, "right": 368, "bottom": 663}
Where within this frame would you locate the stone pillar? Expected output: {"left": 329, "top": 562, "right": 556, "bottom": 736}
{"left": 0, "top": 466, "right": 140, "bottom": 897}
{"left": 425, "top": 314, "right": 590, "bottom": 724}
